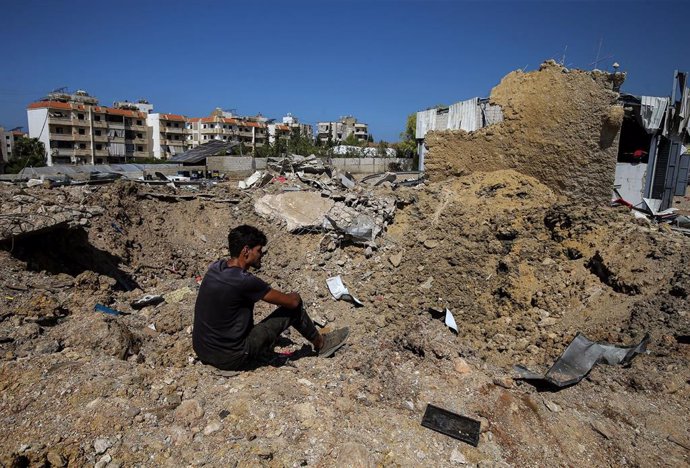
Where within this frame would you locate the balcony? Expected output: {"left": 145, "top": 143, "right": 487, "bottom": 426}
{"left": 162, "top": 126, "right": 185, "bottom": 134}
{"left": 49, "top": 133, "right": 74, "bottom": 141}
{"left": 72, "top": 134, "right": 91, "bottom": 141}
{"left": 200, "top": 127, "right": 221, "bottom": 134}
{"left": 126, "top": 123, "right": 147, "bottom": 131}
{"left": 48, "top": 116, "right": 73, "bottom": 125}
{"left": 92, "top": 119, "right": 108, "bottom": 128}
{"left": 93, "top": 134, "right": 108, "bottom": 142}
{"left": 71, "top": 119, "right": 90, "bottom": 127}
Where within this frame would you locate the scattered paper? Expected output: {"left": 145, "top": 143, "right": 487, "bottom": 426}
{"left": 445, "top": 308, "right": 458, "bottom": 332}
{"left": 326, "top": 276, "right": 363, "bottom": 307}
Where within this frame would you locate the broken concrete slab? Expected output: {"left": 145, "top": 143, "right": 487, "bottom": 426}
{"left": 238, "top": 171, "right": 272, "bottom": 190}
{"left": 255, "top": 191, "right": 335, "bottom": 232}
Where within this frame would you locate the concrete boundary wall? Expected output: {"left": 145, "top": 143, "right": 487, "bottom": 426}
{"left": 207, "top": 156, "right": 412, "bottom": 174}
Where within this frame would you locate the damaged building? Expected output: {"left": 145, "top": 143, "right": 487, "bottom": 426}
{"left": 614, "top": 71, "right": 690, "bottom": 211}
{"left": 417, "top": 61, "right": 626, "bottom": 204}
{"left": 416, "top": 61, "right": 690, "bottom": 208}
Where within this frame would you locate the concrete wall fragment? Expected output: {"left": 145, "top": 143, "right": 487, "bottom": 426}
{"left": 424, "top": 61, "right": 626, "bottom": 204}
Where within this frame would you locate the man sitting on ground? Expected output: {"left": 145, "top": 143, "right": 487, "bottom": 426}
{"left": 193, "top": 224, "right": 349, "bottom": 370}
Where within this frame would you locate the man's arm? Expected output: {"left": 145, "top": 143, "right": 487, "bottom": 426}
{"left": 262, "top": 288, "right": 302, "bottom": 309}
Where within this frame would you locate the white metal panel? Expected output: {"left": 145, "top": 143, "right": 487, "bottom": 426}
{"left": 415, "top": 109, "right": 437, "bottom": 139}
{"left": 640, "top": 96, "right": 669, "bottom": 133}
{"left": 447, "top": 98, "right": 480, "bottom": 132}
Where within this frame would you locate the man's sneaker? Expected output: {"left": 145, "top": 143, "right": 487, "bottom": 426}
{"left": 318, "top": 327, "right": 350, "bottom": 358}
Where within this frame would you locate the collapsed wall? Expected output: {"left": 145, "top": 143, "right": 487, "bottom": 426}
{"left": 425, "top": 60, "right": 626, "bottom": 203}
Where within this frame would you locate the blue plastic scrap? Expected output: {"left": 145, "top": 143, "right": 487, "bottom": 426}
{"left": 95, "top": 303, "right": 123, "bottom": 316}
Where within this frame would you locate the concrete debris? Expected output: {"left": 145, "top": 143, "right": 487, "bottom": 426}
{"left": 267, "top": 154, "right": 329, "bottom": 174}
{"left": 2, "top": 69, "right": 690, "bottom": 466}
{"left": 238, "top": 171, "right": 273, "bottom": 190}
{"left": 163, "top": 287, "right": 194, "bottom": 304}
{"left": 389, "top": 251, "right": 403, "bottom": 267}
{"left": 255, "top": 191, "right": 335, "bottom": 232}
{"left": 339, "top": 172, "right": 356, "bottom": 189}
{"left": 255, "top": 187, "right": 397, "bottom": 244}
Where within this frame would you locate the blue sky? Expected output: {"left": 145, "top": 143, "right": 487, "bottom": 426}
{"left": 1, "top": 0, "right": 688, "bottom": 142}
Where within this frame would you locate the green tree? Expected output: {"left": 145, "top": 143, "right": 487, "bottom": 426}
{"left": 343, "top": 133, "right": 359, "bottom": 146}
{"left": 377, "top": 140, "right": 389, "bottom": 157}
{"left": 6, "top": 137, "right": 46, "bottom": 173}
{"left": 397, "top": 112, "right": 418, "bottom": 159}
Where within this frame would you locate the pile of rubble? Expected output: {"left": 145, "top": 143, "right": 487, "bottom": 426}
{"left": 0, "top": 166, "right": 688, "bottom": 466}
{"left": 239, "top": 155, "right": 424, "bottom": 247}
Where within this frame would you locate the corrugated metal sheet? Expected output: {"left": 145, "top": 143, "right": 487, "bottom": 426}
{"left": 416, "top": 109, "right": 437, "bottom": 139}
{"left": 447, "top": 98, "right": 481, "bottom": 132}
{"left": 640, "top": 96, "right": 669, "bottom": 133}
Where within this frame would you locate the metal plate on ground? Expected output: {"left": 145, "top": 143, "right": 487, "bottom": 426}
{"left": 421, "top": 404, "right": 481, "bottom": 446}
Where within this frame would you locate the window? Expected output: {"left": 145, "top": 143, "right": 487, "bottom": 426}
{"left": 96, "top": 144, "right": 103, "bottom": 150}
{"left": 94, "top": 115, "right": 101, "bottom": 121}
{"left": 95, "top": 130, "right": 101, "bottom": 136}
{"left": 137, "top": 145, "right": 143, "bottom": 152}
{"left": 125, "top": 119, "right": 131, "bottom": 125}
{"left": 56, "top": 127, "right": 64, "bottom": 134}
{"left": 137, "top": 120, "right": 142, "bottom": 125}
{"left": 78, "top": 128, "right": 85, "bottom": 135}
{"left": 79, "top": 143, "right": 86, "bottom": 149}
{"left": 77, "top": 113, "right": 84, "bottom": 120}
{"left": 137, "top": 133, "right": 142, "bottom": 138}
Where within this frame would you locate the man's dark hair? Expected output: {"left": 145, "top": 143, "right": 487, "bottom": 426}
{"left": 228, "top": 225, "right": 267, "bottom": 257}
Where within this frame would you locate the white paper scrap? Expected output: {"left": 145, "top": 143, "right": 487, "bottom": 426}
{"left": 445, "top": 308, "right": 458, "bottom": 332}
{"left": 326, "top": 275, "right": 363, "bottom": 306}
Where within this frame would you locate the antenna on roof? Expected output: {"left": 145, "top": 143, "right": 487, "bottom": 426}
{"left": 589, "top": 37, "right": 614, "bottom": 69}
{"left": 560, "top": 45, "right": 568, "bottom": 66}
{"left": 51, "top": 86, "right": 68, "bottom": 94}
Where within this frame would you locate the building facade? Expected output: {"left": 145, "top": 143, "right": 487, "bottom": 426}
{"left": 27, "top": 91, "right": 150, "bottom": 165}
{"left": 147, "top": 113, "right": 188, "bottom": 159}
{"left": 316, "top": 115, "right": 368, "bottom": 143}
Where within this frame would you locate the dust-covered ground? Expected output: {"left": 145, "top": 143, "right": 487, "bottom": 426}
{"left": 0, "top": 173, "right": 688, "bottom": 467}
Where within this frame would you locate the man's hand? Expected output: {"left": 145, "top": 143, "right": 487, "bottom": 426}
{"left": 262, "top": 289, "right": 302, "bottom": 309}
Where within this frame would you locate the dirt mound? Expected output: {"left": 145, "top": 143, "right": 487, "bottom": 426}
{"left": 0, "top": 176, "right": 688, "bottom": 467}
{"left": 425, "top": 61, "right": 626, "bottom": 204}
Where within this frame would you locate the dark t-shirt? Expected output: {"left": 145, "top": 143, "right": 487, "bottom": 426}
{"left": 193, "top": 260, "right": 271, "bottom": 368}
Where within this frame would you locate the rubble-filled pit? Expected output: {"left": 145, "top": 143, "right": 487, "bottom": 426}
{"left": 0, "top": 174, "right": 689, "bottom": 467}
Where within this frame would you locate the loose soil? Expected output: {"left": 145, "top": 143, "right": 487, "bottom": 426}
{"left": 0, "top": 173, "right": 688, "bottom": 467}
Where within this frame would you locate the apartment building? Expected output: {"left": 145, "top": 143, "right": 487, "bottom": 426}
{"left": 0, "top": 127, "right": 9, "bottom": 170}
{"left": 316, "top": 115, "right": 369, "bottom": 143}
{"left": 275, "top": 113, "right": 314, "bottom": 142}
{"left": 1, "top": 127, "right": 26, "bottom": 163}
{"left": 147, "top": 113, "right": 188, "bottom": 159}
{"left": 27, "top": 91, "right": 150, "bottom": 165}
{"left": 185, "top": 109, "right": 268, "bottom": 151}
{"left": 267, "top": 123, "right": 291, "bottom": 144}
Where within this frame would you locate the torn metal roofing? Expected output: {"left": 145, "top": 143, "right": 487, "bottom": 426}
{"left": 19, "top": 163, "right": 183, "bottom": 179}
{"left": 169, "top": 140, "right": 238, "bottom": 164}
